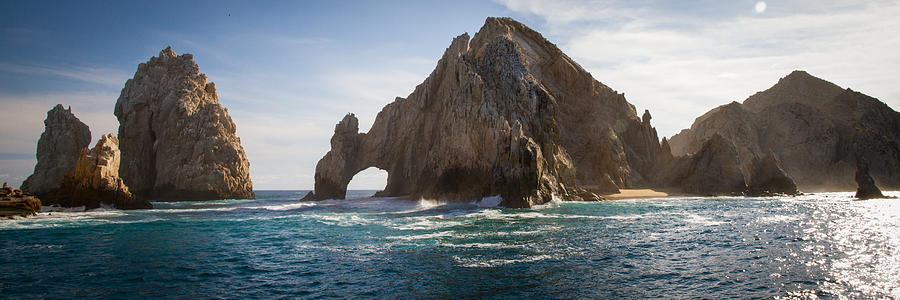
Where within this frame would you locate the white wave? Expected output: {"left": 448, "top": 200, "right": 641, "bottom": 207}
{"left": 391, "top": 218, "right": 463, "bottom": 230}
{"left": 438, "top": 242, "right": 527, "bottom": 249}
{"left": 474, "top": 195, "right": 502, "bottom": 207}
{"left": 682, "top": 213, "right": 723, "bottom": 226}
{"left": 385, "top": 231, "right": 453, "bottom": 241}
{"left": 453, "top": 254, "right": 553, "bottom": 268}
{"left": 310, "top": 214, "right": 373, "bottom": 226}
{"left": 257, "top": 202, "right": 317, "bottom": 211}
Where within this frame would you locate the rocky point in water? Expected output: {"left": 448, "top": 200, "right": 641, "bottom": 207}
{"left": 669, "top": 71, "right": 900, "bottom": 191}
{"left": 115, "top": 47, "right": 254, "bottom": 201}
{"left": 0, "top": 183, "right": 41, "bottom": 218}
{"left": 854, "top": 160, "right": 886, "bottom": 200}
{"left": 48, "top": 134, "right": 151, "bottom": 209}
{"left": 303, "top": 17, "right": 671, "bottom": 208}
{"left": 20, "top": 104, "right": 91, "bottom": 197}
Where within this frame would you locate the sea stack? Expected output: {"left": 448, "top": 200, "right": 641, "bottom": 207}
{"left": 50, "top": 134, "right": 151, "bottom": 209}
{"left": 303, "top": 17, "right": 669, "bottom": 207}
{"left": 669, "top": 71, "right": 900, "bottom": 191}
{"left": 855, "top": 160, "right": 885, "bottom": 200}
{"left": 20, "top": 104, "right": 91, "bottom": 196}
{"left": 115, "top": 47, "right": 254, "bottom": 201}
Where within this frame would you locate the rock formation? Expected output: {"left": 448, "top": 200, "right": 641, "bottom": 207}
{"left": 0, "top": 183, "right": 41, "bottom": 218}
{"left": 303, "top": 17, "right": 669, "bottom": 207}
{"left": 115, "top": 47, "right": 254, "bottom": 201}
{"left": 20, "top": 104, "right": 91, "bottom": 196}
{"left": 855, "top": 160, "right": 885, "bottom": 200}
{"left": 655, "top": 134, "right": 747, "bottom": 196}
{"left": 745, "top": 154, "right": 799, "bottom": 196}
{"left": 46, "top": 134, "right": 151, "bottom": 209}
{"left": 670, "top": 70, "right": 900, "bottom": 191}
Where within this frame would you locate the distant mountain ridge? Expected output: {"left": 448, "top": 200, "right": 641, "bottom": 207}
{"left": 669, "top": 70, "right": 900, "bottom": 191}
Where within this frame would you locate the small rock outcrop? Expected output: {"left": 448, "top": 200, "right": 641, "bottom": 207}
{"left": 115, "top": 47, "right": 254, "bottom": 201}
{"left": 47, "top": 134, "right": 151, "bottom": 209}
{"left": 670, "top": 71, "right": 900, "bottom": 191}
{"left": 656, "top": 134, "right": 747, "bottom": 196}
{"left": 20, "top": 104, "right": 91, "bottom": 196}
{"left": 303, "top": 18, "right": 669, "bottom": 207}
{"left": 855, "top": 160, "right": 885, "bottom": 200}
{"left": 0, "top": 183, "right": 42, "bottom": 218}
{"left": 745, "top": 154, "right": 799, "bottom": 196}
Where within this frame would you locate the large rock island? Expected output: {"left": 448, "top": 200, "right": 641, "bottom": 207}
{"left": 669, "top": 71, "right": 900, "bottom": 191}
{"left": 20, "top": 104, "right": 91, "bottom": 197}
{"left": 115, "top": 47, "right": 254, "bottom": 201}
{"left": 303, "top": 17, "right": 671, "bottom": 207}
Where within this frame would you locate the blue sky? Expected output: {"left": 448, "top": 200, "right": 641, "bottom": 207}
{"left": 2, "top": 0, "right": 898, "bottom": 190}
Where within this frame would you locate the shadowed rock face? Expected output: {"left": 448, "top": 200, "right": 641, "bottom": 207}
{"left": 115, "top": 47, "right": 253, "bottom": 201}
{"left": 303, "top": 17, "right": 668, "bottom": 207}
{"left": 656, "top": 134, "right": 747, "bottom": 196}
{"left": 855, "top": 161, "right": 884, "bottom": 200}
{"left": 745, "top": 154, "right": 799, "bottom": 197}
{"left": 21, "top": 104, "right": 91, "bottom": 196}
{"left": 49, "top": 134, "right": 151, "bottom": 209}
{"left": 670, "top": 70, "right": 900, "bottom": 191}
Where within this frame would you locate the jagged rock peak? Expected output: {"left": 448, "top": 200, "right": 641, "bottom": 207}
{"left": 743, "top": 70, "right": 845, "bottom": 112}
{"left": 115, "top": 47, "right": 254, "bottom": 201}
{"left": 21, "top": 104, "right": 91, "bottom": 196}
{"left": 51, "top": 134, "right": 151, "bottom": 209}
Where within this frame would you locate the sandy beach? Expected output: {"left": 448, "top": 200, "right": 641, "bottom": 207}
{"left": 602, "top": 189, "right": 670, "bottom": 200}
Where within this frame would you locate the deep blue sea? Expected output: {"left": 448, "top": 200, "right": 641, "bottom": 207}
{"left": 2, "top": 190, "right": 899, "bottom": 299}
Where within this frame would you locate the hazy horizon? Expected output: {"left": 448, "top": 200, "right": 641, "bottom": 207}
{"left": 2, "top": 0, "right": 898, "bottom": 190}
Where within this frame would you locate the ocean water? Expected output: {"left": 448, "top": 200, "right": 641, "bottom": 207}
{"left": 2, "top": 191, "right": 899, "bottom": 299}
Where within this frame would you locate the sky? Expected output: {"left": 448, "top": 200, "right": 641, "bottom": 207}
{"left": 1, "top": 0, "right": 898, "bottom": 190}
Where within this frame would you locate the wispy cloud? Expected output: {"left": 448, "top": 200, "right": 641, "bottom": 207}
{"left": 496, "top": 0, "right": 900, "bottom": 137}
{"left": 0, "top": 62, "right": 128, "bottom": 88}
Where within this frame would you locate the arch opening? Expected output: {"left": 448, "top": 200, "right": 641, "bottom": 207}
{"left": 346, "top": 167, "right": 388, "bottom": 198}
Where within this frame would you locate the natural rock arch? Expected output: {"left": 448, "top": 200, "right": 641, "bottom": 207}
{"left": 346, "top": 167, "right": 389, "bottom": 193}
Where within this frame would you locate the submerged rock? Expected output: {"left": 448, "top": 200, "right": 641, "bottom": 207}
{"left": 48, "top": 134, "right": 151, "bottom": 209}
{"left": 0, "top": 183, "right": 41, "bottom": 218}
{"left": 115, "top": 47, "right": 254, "bottom": 201}
{"left": 304, "top": 18, "right": 667, "bottom": 207}
{"left": 670, "top": 71, "right": 900, "bottom": 191}
{"left": 855, "top": 160, "right": 885, "bottom": 200}
{"left": 21, "top": 104, "right": 91, "bottom": 196}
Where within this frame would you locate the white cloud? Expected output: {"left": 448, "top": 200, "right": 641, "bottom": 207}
{"left": 0, "top": 62, "right": 128, "bottom": 88}
{"left": 497, "top": 0, "right": 900, "bottom": 137}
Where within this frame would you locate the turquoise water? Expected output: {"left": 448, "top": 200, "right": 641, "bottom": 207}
{"left": 2, "top": 191, "right": 899, "bottom": 298}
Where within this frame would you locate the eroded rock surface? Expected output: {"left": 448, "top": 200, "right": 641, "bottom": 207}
{"left": 745, "top": 154, "right": 799, "bottom": 196}
{"left": 0, "top": 183, "right": 41, "bottom": 218}
{"left": 670, "top": 71, "right": 900, "bottom": 191}
{"left": 304, "top": 18, "right": 669, "bottom": 207}
{"left": 21, "top": 104, "right": 91, "bottom": 196}
{"left": 115, "top": 47, "right": 254, "bottom": 201}
{"left": 48, "top": 134, "right": 151, "bottom": 209}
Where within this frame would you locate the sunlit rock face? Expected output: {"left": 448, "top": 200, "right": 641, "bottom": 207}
{"left": 21, "top": 104, "right": 91, "bottom": 196}
{"left": 49, "top": 134, "right": 151, "bottom": 209}
{"left": 115, "top": 47, "right": 254, "bottom": 201}
{"left": 303, "top": 17, "right": 669, "bottom": 208}
{"left": 670, "top": 71, "right": 900, "bottom": 191}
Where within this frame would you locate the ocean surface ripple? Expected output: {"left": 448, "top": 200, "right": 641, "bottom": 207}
{"left": 2, "top": 191, "right": 899, "bottom": 298}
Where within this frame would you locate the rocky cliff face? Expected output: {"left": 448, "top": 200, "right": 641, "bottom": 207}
{"left": 115, "top": 47, "right": 254, "bottom": 200}
{"left": 48, "top": 134, "right": 151, "bottom": 209}
{"left": 21, "top": 104, "right": 91, "bottom": 196}
{"left": 670, "top": 71, "right": 900, "bottom": 191}
{"left": 656, "top": 134, "right": 747, "bottom": 195}
{"left": 303, "top": 17, "right": 668, "bottom": 207}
